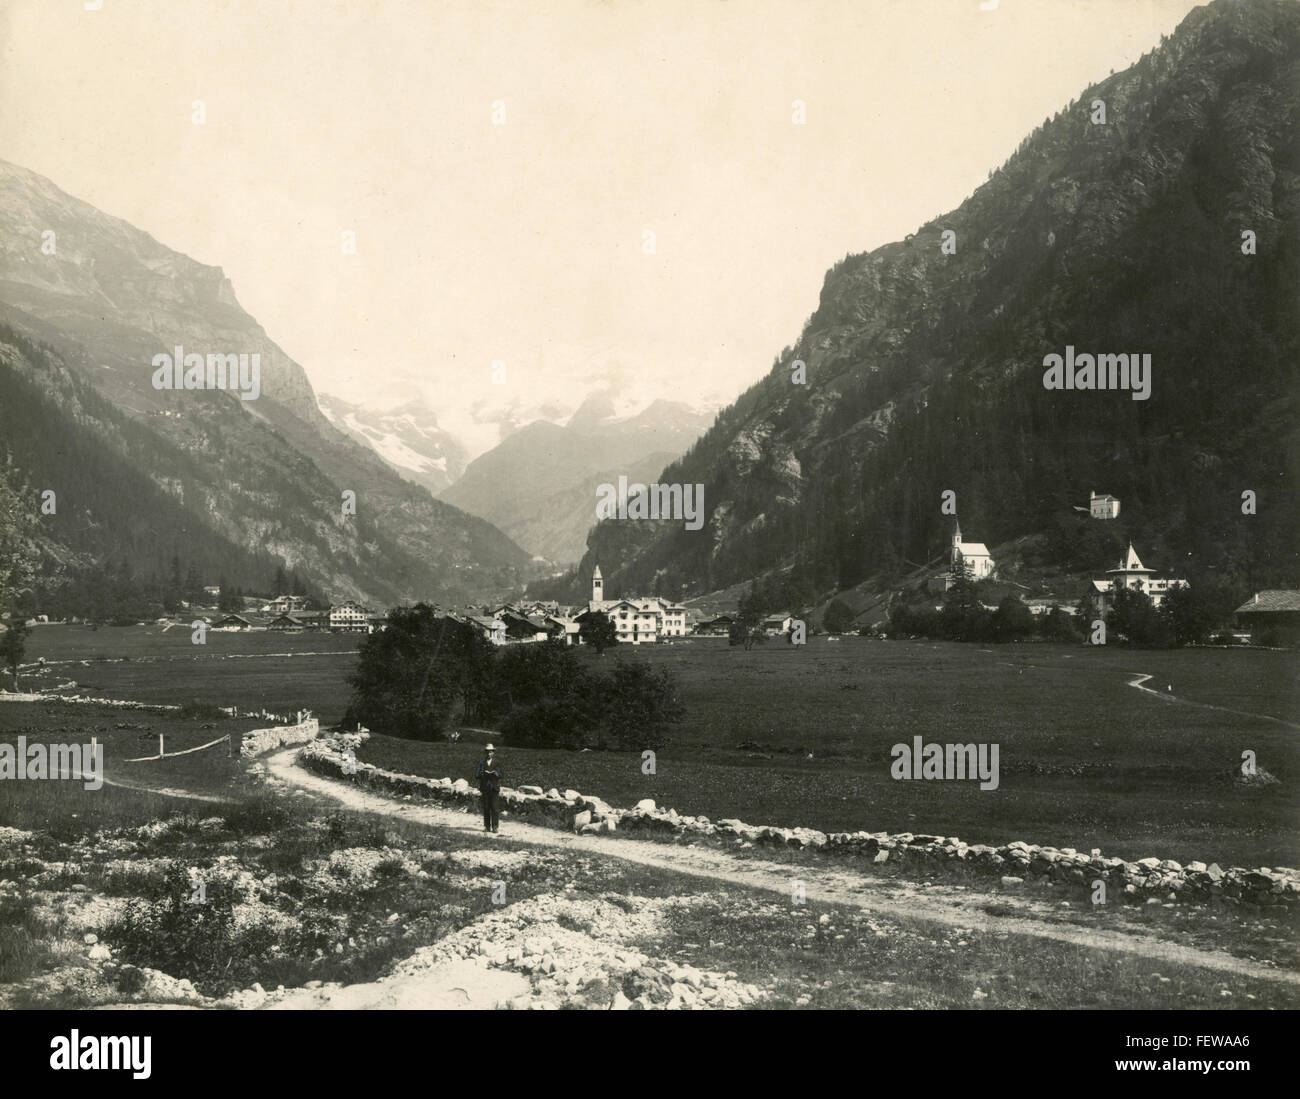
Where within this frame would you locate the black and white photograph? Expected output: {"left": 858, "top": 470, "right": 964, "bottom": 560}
{"left": 0, "top": 0, "right": 1295, "bottom": 1077}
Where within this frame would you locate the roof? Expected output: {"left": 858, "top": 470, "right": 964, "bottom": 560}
{"left": 1234, "top": 590, "right": 1300, "bottom": 614}
{"left": 956, "top": 542, "right": 990, "bottom": 557}
{"left": 1108, "top": 544, "right": 1153, "bottom": 574}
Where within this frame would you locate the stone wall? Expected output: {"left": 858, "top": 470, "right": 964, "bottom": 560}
{"left": 295, "top": 734, "right": 1298, "bottom": 910}
{"left": 241, "top": 718, "right": 320, "bottom": 758}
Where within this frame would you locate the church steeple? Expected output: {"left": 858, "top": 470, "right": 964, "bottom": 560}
{"left": 592, "top": 564, "right": 603, "bottom": 603}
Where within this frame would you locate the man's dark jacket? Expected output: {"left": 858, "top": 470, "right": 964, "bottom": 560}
{"left": 476, "top": 757, "right": 503, "bottom": 792}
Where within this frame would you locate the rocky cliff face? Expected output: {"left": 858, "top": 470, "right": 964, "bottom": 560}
{"left": 0, "top": 160, "right": 531, "bottom": 606}
{"left": 567, "top": 0, "right": 1299, "bottom": 602}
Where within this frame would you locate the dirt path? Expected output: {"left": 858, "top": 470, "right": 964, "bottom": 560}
{"left": 264, "top": 748, "right": 1298, "bottom": 987}
{"left": 1126, "top": 672, "right": 1300, "bottom": 730}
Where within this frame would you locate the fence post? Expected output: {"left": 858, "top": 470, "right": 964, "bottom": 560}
{"left": 158, "top": 732, "right": 165, "bottom": 759}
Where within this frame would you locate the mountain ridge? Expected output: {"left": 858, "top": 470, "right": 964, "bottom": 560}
{"left": 0, "top": 159, "right": 532, "bottom": 608}
{"left": 541, "top": 0, "right": 1299, "bottom": 605}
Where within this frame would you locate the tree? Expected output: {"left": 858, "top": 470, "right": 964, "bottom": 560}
{"left": 346, "top": 604, "right": 488, "bottom": 739}
{"left": 1041, "top": 605, "right": 1083, "bottom": 643}
{"left": 0, "top": 616, "right": 29, "bottom": 689}
{"left": 1160, "top": 584, "right": 1215, "bottom": 647}
{"left": 991, "top": 594, "right": 1034, "bottom": 642}
{"left": 730, "top": 582, "right": 767, "bottom": 650}
{"left": 579, "top": 610, "right": 618, "bottom": 654}
{"left": 594, "top": 661, "right": 683, "bottom": 751}
{"left": 940, "top": 559, "right": 992, "bottom": 641}
{"left": 822, "top": 598, "right": 856, "bottom": 635}
{"left": 1109, "top": 586, "right": 1172, "bottom": 647}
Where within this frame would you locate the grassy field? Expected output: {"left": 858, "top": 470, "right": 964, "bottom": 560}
{"left": 13, "top": 626, "right": 1299, "bottom": 867}
{"left": 20, "top": 623, "right": 359, "bottom": 719}
{"left": 0, "top": 701, "right": 269, "bottom": 837}
{"left": 359, "top": 638, "right": 1299, "bottom": 867}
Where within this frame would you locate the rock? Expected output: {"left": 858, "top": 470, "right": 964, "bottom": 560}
{"left": 1206, "top": 863, "right": 1225, "bottom": 881}
{"left": 563, "top": 789, "right": 581, "bottom": 801}
{"left": 610, "top": 991, "right": 632, "bottom": 1010}
{"left": 82, "top": 933, "right": 98, "bottom": 945}
{"left": 518, "top": 785, "right": 543, "bottom": 796}
{"left": 634, "top": 799, "right": 657, "bottom": 813}
{"left": 88, "top": 943, "right": 111, "bottom": 961}
{"left": 572, "top": 810, "right": 593, "bottom": 830}
{"left": 451, "top": 778, "right": 470, "bottom": 793}
{"left": 1000, "top": 876, "right": 1024, "bottom": 887}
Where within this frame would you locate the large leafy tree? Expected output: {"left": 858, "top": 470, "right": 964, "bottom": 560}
{"left": 346, "top": 605, "right": 496, "bottom": 739}
{"left": 822, "top": 598, "right": 855, "bottom": 634}
{"left": 1109, "top": 586, "right": 1172, "bottom": 647}
{"left": 579, "top": 610, "right": 618, "bottom": 653}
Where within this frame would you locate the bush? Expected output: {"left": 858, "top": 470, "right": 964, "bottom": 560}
{"left": 502, "top": 698, "right": 588, "bottom": 750}
{"left": 822, "top": 599, "right": 856, "bottom": 634}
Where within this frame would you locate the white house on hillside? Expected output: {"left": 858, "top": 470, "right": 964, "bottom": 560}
{"left": 1089, "top": 491, "right": 1121, "bottom": 519}
{"left": 1089, "top": 543, "right": 1187, "bottom": 615}
{"left": 945, "top": 520, "right": 995, "bottom": 586}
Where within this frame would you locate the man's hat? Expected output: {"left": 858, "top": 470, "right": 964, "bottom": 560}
{"left": 484, "top": 743, "right": 495, "bottom": 752}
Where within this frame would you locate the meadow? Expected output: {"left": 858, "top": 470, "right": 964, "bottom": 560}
{"left": 12, "top": 626, "right": 1299, "bottom": 867}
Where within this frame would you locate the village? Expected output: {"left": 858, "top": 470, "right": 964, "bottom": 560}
{"left": 146, "top": 487, "right": 1296, "bottom": 650}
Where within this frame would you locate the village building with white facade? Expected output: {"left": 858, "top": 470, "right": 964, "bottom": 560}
{"left": 944, "top": 520, "right": 996, "bottom": 588}
{"left": 576, "top": 565, "right": 688, "bottom": 644}
{"left": 1088, "top": 543, "right": 1187, "bottom": 615}
{"left": 1089, "top": 491, "right": 1121, "bottom": 519}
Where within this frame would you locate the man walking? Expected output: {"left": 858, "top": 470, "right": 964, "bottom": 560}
{"left": 475, "top": 743, "right": 504, "bottom": 833}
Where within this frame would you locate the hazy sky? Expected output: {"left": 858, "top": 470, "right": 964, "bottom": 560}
{"left": 0, "top": 0, "right": 1200, "bottom": 454}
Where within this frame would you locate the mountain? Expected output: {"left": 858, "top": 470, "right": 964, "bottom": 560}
{"left": 0, "top": 159, "right": 531, "bottom": 609}
{"left": 439, "top": 394, "right": 713, "bottom": 564}
{"left": 318, "top": 394, "right": 469, "bottom": 496}
{"left": 544, "top": 0, "right": 1300, "bottom": 604}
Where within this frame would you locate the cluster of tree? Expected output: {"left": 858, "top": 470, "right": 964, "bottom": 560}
{"left": 889, "top": 561, "right": 1247, "bottom": 649}
{"left": 726, "top": 576, "right": 815, "bottom": 649}
{"left": 344, "top": 604, "right": 683, "bottom": 751}
{"left": 1083, "top": 581, "right": 1242, "bottom": 649}
{"left": 888, "top": 564, "right": 1081, "bottom": 644}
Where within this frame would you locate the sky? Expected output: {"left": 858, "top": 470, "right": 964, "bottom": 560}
{"left": 0, "top": 0, "right": 1202, "bottom": 457}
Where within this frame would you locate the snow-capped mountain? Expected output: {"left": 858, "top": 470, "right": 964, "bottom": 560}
{"left": 317, "top": 394, "right": 469, "bottom": 495}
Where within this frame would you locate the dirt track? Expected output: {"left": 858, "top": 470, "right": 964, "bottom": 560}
{"left": 263, "top": 747, "right": 1299, "bottom": 988}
